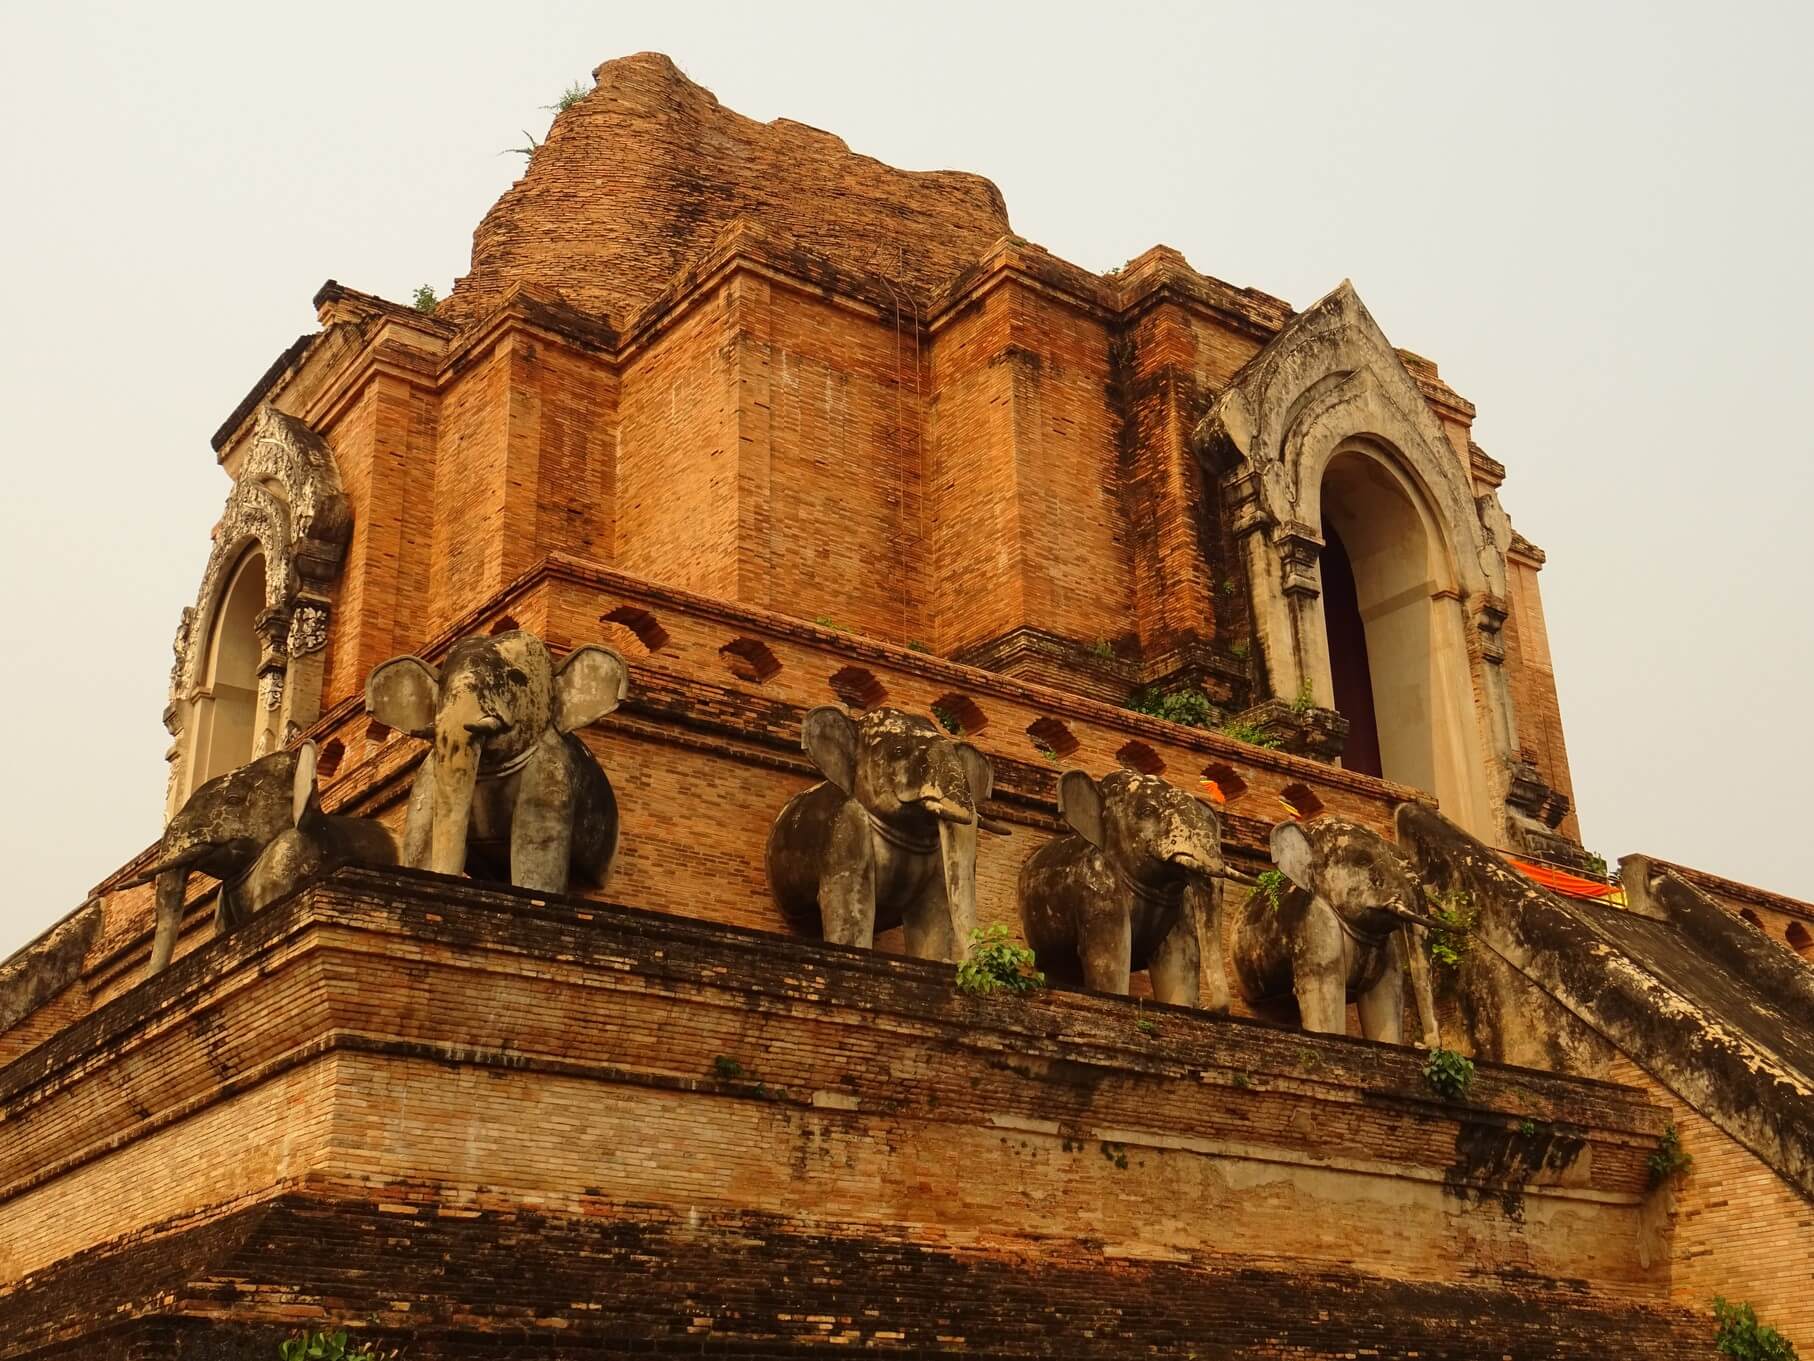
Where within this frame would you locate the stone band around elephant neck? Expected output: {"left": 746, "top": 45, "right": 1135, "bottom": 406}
{"left": 480, "top": 744, "right": 540, "bottom": 779}
{"left": 866, "top": 808, "right": 940, "bottom": 855}
{"left": 1112, "top": 859, "right": 1183, "bottom": 910}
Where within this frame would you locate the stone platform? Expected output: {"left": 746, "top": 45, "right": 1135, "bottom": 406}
{"left": 0, "top": 868, "right": 1717, "bottom": 1357}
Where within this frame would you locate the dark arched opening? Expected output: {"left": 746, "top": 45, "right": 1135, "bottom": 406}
{"left": 1320, "top": 525, "right": 1382, "bottom": 778}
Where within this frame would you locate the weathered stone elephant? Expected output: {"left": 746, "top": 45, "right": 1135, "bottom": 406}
{"left": 766, "top": 706, "right": 1006, "bottom": 962}
{"left": 1233, "top": 816, "right": 1441, "bottom": 1045}
{"left": 1018, "top": 768, "right": 1235, "bottom": 1009}
{"left": 366, "top": 630, "right": 628, "bottom": 893}
{"left": 127, "top": 741, "right": 395, "bottom": 977}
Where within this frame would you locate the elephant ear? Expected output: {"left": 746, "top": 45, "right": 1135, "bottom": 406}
{"left": 1270, "top": 820, "right": 1317, "bottom": 893}
{"left": 554, "top": 645, "right": 629, "bottom": 733}
{"left": 291, "top": 741, "right": 320, "bottom": 827}
{"left": 366, "top": 655, "right": 439, "bottom": 738}
{"left": 953, "top": 741, "right": 994, "bottom": 807}
{"left": 1057, "top": 769, "right": 1106, "bottom": 849}
{"left": 801, "top": 706, "right": 858, "bottom": 794}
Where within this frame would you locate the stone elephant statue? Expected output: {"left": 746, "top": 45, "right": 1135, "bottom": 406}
{"left": 1018, "top": 768, "right": 1237, "bottom": 1009}
{"left": 366, "top": 630, "right": 628, "bottom": 893}
{"left": 128, "top": 741, "right": 395, "bottom": 978}
{"left": 1233, "top": 816, "right": 1441, "bottom": 1046}
{"left": 766, "top": 706, "right": 1007, "bottom": 962}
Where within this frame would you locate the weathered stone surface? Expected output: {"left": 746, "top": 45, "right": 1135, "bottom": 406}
{"left": 0, "top": 901, "right": 99, "bottom": 1034}
{"left": 367, "top": 630, "right": 626, "bottom": 892}
{"left": 1018, "top": 767, "right": 1228, "bottom": 1006}
{"left": 1397, "top": 802, "right": 1814, "bottom": 1202}
{"left": 766, "top": 705, "right": 996, "bottom": 962}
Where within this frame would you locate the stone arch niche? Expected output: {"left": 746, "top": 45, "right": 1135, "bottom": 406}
{"left": 1196, "top": 282, "right": 1519, "bottom": 842}
{"left": 164, "top": 405, "right": 351, "bottom": 817}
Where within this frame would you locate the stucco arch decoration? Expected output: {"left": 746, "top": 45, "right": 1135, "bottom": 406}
{"left": 163, "top": 405, "right": 351, "bottom": 816}
{"left": 1196, "top": 282, "right": 1522, "bottom": 840}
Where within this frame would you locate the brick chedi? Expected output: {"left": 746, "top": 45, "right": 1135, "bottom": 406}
{"left": 2, "top": 51, "right": 1811, "bottom": 1359}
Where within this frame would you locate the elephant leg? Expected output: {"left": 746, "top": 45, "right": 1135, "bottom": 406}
{"left": 512, "top": 738, "right": 576, "bottom": 894}
{"left": 399, "top": 762, "right": 436, "bottom": 870}
{"left": 1078, "top": 909, "right": 1132, "bottom": 996}
{"left": 1291, "top": 900, "right": 1349, "bottom": 1035}
{"left": 1357, "top": 943, "right": 1406, "bottom": 1044}
{"left": 819, "top": 800, "right": 878, "bottom": 949}
{"left": 148, "top": 867, "right": 189, "bottom": 977}
{"left": 1148, "top": 906, "right": 1201, "bottom": 1008}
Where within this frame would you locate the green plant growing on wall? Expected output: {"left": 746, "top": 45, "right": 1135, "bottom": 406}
{"left": 1134, "top": 1015, "right": 1158, "bottom": 1037}
{"left": 279, "top": 1332, "right": 398, "bottom": 1361}
{"left": 1033, "top": 740, "right": 1059, "bottom": 762}
{"left": 1291, "top": 677, "right": 1315, "bottom": 714}
{"left": 712, "top": 1055, "right": 745, "bottom": 1080}
{"left": 1218, "top": 719, "right": 1283, "bottom": 750}
{"left": 1127, "top": 686, "right": 1215, "bottom": 730}
{"left": 1426, "top": 889, "right": 1476, "bottom": 970}
{"left": 547, "top": 80, "right": 589, "bottom": 113}
{"left": 1712, "top": 1298, "right": 1799, "bottom": 1359}
{"left": 1422, "top": 1046, "right": 1475, "bottom": 1101}
{"left": 1088, "top": 638, "right": 1116, "bottom": 659}
{"left": 1250, "top": 868, "right": 1288, "bottom": 911}
{"left": 1229, "top": 640, "right": 1249, "bottom": 659}
{"left": 1648, "top": 1123, "right": 1693, "bottom": 1187}
{"left": 1518, "top": 1118, "right": 1538, "bottom": 1138}
{"left": 1583, "top": 849, "right": 1610, "bottom": 879}
{"left": 906, "top": 639, "right": 930, "bottom": 653}
{"left": 931, "top": 704, "right": 962, "bottom": 735}
{"left": 410, "top": 284, "right": 438, "bottom": 314}
{"left": 1221, "top": 577, "right": 1237, "bottom": 596}
{"left": 956, "top": 925, "right": 1046, "bottom": 996}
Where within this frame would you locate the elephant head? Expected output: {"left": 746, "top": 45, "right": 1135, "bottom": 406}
{"left": 1057, "top": 768, "right": 1226, "bottom": 889}
{"left": 1019, "top": 768, "right": 1231, "bottom": 1007}
{"left": 767, "top": 706, "right": 1004, "bottom": 961}
{"left": 1270, "top": 817, "right": 1428, "bottom": 943}
{"left": 366, "top": 631, "right": 628, "bottom": 889}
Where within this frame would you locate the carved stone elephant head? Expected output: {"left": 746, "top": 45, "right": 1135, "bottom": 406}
{"left": 765, "top": 706, "right": 1005, "bottom": 961}
{"left": 1018, "top": 768, "right": 1233, "bottom": 1009}
{"left": 1233, "top": 815, "right": 1440, "bottom": 1045}
{"left": 366, "top": 630, "right": 628, "bottom": 894}
{"left": 128, "top": 741, "right": 394, "bottom": 978}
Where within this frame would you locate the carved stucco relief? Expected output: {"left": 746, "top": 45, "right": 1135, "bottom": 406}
{"left": 163, "top": 405, "right": 350, "bottom": 817}
{"left": 1196, "top": 281, "right": 1523, "bottom": 842}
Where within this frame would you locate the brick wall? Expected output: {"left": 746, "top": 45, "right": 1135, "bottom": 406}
{"left": 0, "top": 873, "right": 1687, "bottom": 1326}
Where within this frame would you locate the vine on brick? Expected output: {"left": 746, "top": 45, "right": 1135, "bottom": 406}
{"left": 279, "top": 1331, "right": 399, "bottom": 1361}
{"left": 956, "top": 925, "right": 1045, "bottom": 996}
{"left": 1648, "top": 1123, "right": 1693, "bottom": 1187}
{"left": 1712, "top": 1298, "right": 1799, "bottom": 1359}
{"left": 1422, "top": 1046, "right": 1475, "bottom": 1101}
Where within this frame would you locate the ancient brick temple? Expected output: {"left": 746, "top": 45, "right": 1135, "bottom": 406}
{"left": 3, "top": 52, "right": 1811, "bottom": 1359}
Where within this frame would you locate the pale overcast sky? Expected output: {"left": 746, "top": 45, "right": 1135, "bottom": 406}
{"left": 1, "top": 1, "right": 1809, "bottom": 958}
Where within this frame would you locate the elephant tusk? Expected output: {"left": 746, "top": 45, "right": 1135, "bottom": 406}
{"left": 976, "top": 814, "right": 1013, "bottom": 836}
{"left": 1218, "top": 868, "right": 1263, "bottom": 889}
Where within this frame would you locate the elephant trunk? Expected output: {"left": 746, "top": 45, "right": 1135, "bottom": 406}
{"left": 428, "top": 712, "right": 494, "bottom": 876}
{"left": 1184, "top": 876, "right": 1230, "bottom": 1015}
{"left": 147, "top": 865, "right": 189, "bottom": 976}
{"left": 937, "top": 815, "right": 979, "bottom": 962}
{"left": 1402, "top": 924, "right": 1442, "bottom": 1049}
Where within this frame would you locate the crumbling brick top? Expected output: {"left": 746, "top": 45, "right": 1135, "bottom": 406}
{"left": 440, "top": 52, "right": 1013, "bottom": 325}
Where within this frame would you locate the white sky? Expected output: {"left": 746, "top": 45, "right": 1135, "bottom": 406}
{"left": 1, "top": 1, "right": 1809, "bottom": 958}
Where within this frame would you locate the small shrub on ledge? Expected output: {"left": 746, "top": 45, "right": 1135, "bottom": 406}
{"left": 280, "top": 1331, "right": 399, "bottom": 1361}
{"left": 1648, "top": 1122, "right": 1693, "bottom": 1187}
{"left": 1422, "top": 1046, "right": 1475, "bottom": 1101}
{"left": 1127, "top": 686, "right": 1215, "bottom": 729}
{"left": 956, "top": 925, "right": 1046, "bottom": 997}
{"left": 1712, "top": 1297, "right": 1799, "bottom": 1360}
